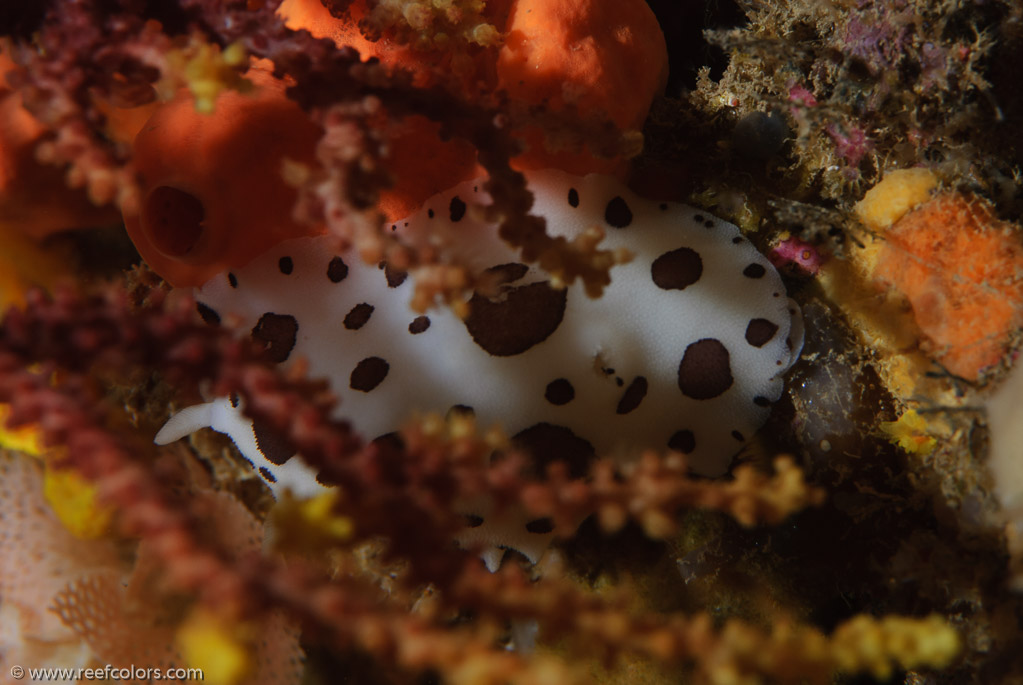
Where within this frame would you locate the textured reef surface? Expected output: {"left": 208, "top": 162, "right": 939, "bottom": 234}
{"left": 1, "top": 0, "right": 1022, "bottom": 683}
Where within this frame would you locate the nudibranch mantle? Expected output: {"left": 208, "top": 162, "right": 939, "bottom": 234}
{"left": 156, "top": 169, "right": 803, "bottom": 568}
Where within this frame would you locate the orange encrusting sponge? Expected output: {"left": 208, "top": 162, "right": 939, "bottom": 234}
{"left": 278, "top": 0, "right": 667, "bottom": 177}
{"left": 869, "top": 193, "right": 1023, "bottom": 380}
{"left": 122, "top": 68, "right": 325, "bottom": 288}
{"left": 125, "top": 0, "right": 669, "bottom": 287}
{"left": 495, "top": 0, "right": 668, "bottom": 175}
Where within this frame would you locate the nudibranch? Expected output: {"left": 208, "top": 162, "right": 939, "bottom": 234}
{"left": 145, "top": 167, "right": 803, "bottom": 568}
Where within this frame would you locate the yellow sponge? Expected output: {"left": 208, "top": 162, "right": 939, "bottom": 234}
{"left": 854, "top": 168, "right": 939, "bottom": 232}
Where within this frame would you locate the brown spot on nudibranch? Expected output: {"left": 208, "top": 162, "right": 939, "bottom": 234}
{"left": 408, "top": 316, "right": 431, "bottom": 334}
{"left": 350, "top": 356, "right": 389, "bottom": 392}
{"left": 678, "top": 338, "right": 733, "bottom": 400}
{"left": 464, "top": 263, "right": 567, "bottom": 356}
{"left": 743, "top": 263, "right": 766, "bottom": 279}
{"left": 447, "top": 404, "right": 475, "bottom": 418}
{"left": 344, "top": 303, "right": 375, "bottom": 330}
{"left": 251, "top": 313, "right": 298, "bottom": 363}
{"left": 278, "top": 256, "right": 294, "bottom": 275}
{"left": 449, "top": 196, "right": 467, "bottom": 222}
{"left": 604, "top": 196, "right": 633, "bottom": 228}
{"left": 384, "top": 263, "right": 408, "bottom": 288}
{"left": 544, "top": 378, "right": 575, "bottom": 405}
{"left": 252, "top": 418, "right": 295, "bottom": 465}
{"left": 745, "top": 318, "right": 779, "bottom": 347}
{"left": 651, "top": 247, "right": 703, "bottom": 291}
{"left": 668, "top": 429, "right": 696, "bottom": 454}
{"left": 196, "top": 302, "right": 220, "bottom": 326}
{"left": 512, "top": 423, "right": 595, "bottom": 480}
{"left": 525, "top": 518, "right": 555, "bottom": 534}
{"left": 327, "top": 257, "right": 349, "bottom": 283}
{"left": 616, "top": 376, "right": 648, "bottom": 415}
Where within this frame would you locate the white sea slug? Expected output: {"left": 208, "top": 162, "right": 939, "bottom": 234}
{"left": 155, "top": 169, "right": 804, "bottom": 569}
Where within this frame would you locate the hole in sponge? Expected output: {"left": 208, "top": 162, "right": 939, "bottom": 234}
{"left": 143, "top": 186, "right": 205, "bottom": 258}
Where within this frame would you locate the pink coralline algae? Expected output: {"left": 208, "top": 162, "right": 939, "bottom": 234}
{"left": 827, "top": 123, "right": 874, "bottom": 176}
{"left": 770, "top": 237, "right": 824, "bottom": 276}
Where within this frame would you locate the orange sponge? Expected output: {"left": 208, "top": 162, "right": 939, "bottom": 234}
{"left": 868, "top": 192, "right": 1023, "bottom": 380}
{"left": 279, "top": 0, "right": 667, "bottom": 176}
{"left": 496, "top": 0, "right": 667, "bottom": 174}
{"left": 123, "top": 67, "right": 324, "bottom": 287}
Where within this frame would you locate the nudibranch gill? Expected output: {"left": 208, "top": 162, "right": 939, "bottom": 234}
{"left": 143, "top": 166, "right": 803, "bottom": 568}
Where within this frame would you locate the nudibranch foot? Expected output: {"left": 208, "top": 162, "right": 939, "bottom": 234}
{"left": 154, "top": 169, "right": 803, "bottom": 569}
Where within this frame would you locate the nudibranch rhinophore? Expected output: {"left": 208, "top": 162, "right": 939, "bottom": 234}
{"left": 151, "top": 168, "right": 804, "bottom": 569}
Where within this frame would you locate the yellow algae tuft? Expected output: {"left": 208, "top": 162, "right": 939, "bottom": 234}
{"left": 43, "top": 465, "right": 114, "bottom": 539}
{"left": 178, "top": 610, "right": 252, "bottom": 685}
{"left": 0, "top": 403, "right": 45, "bottom": 455}
{"left": 0, "top": 405, "right": 114, "bottom": 538}
{"left": 0, "top": 224, "right": 68, "bottom": 310}
{"left": 158, "top": 39, "right": 251, "bottom": 114}
{"left": 880, "top": 410, "right": 937, "bottom": 456}
{"left": 854, "top": 168, "right": 939, "bottom": 232}
{"left": 268, "top": 490, "right": 355, "bottom": 554}
{"left": 830, "top": 614, "right": 961, "bottom": 681}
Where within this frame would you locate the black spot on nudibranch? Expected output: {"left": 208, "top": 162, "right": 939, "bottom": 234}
{"left": 567, "top": 187, "right": 580, "bottom": 208}
{"left": 678, "top": 338, "right": 733, "bottom": 400}
{"left": 259, "top": 467, "right": 277, "bottom": 483}
{"left": 604, "top": 196, "right": 633, "bottom": 228}
{"left": 278, "top": 256, "right": 294, "bottom": 275}
{"left": 350, "top": 356, "right": 389, "bottom": 392}
{"left": 449, "top": 195, "right": 467, "bottom": 222}
{"left": 544, "top": 378, "right": 575, "bottom": 405}
{"left": 196, "top": 302, "right": 220, "bottom": 326}
{"left": 327, "top": 257, "right": 349, "bottom": 283}
{"left": 731, "top": 430, "right": 745, "bottom": 441}
{"left": 512, "top": 423, "right": 595, "bottom": 480}
{"left": 753, "top": 396, "right": 771, "bottom": 407}
{"left": 651, "top": 247, "right": 703, "bottom": 291}
{"left": 659, "top": 203, "right": 669, "bottom": 211}
{"left": 464, "top": 514, "right": 484, "bottom": 528}
{"left": 252, "top": 418, "right": 295, "bottom": 466}
{"left": 408, "top": 316, "right": 431, "bottom": 334}
{"left": 229, "top": 393, "right": 240, "bottom": 408}
{"left": 704, "top": 220, "right": 714, "bottom": 228}
{"left": 464, "top": 263, "right": 567, "bottom": 356}
{"left": 616, "top": 376, "right": 648, "bottom": 415}
{"left": 447, "top": 404, "right": 475, "bottom": 418}
{"left": 384, "top": 263, "right": 408, "bottom": 288}
{"left": 745, "top": 318, "right": 779, "bottom": 347}
{"left": 428, "top": 208, "right": 435, "bottom": 219}
{"left": 525, "top": 518, "right": 555, "bottom": 534}
{"left": 228, "top": 272, "right": 238, "bottom": 288}
{"left": 251, "top": 313, "right": 298, "bottom": 363}
{"left": 668, "top": 429, "right": 696, "bottom": 454}
{"left": 344, "top": 303, "right": 375, "bottom": 330}
{"left": 743, "top": 263, "right": 766, "bottom": 279}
